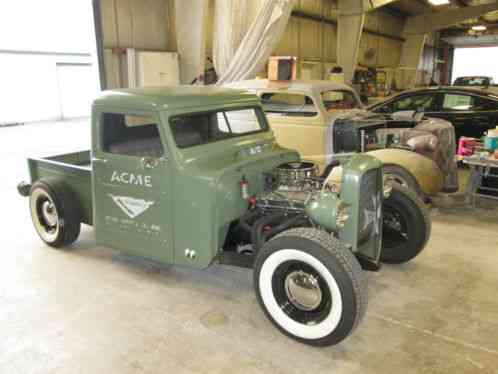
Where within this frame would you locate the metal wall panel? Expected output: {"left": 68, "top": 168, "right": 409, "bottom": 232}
{"left": 100, "top": 0, "right": 174, "bottom": 50}
{"left": 272, "top": 4, "right": 408, "bottom": 79}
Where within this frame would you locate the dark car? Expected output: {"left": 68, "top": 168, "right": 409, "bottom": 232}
{"left": 454, "top": 76, "right": 494, "bottom": 87}
{"left": 369, "top": 87, "right": 498, "bottom": 141}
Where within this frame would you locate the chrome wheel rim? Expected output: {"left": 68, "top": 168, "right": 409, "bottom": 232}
{"left": 41, "top": 200, "right": 58, "bottom": 227}
{"left": 284, "top": 270, "right": 323, "bottom": 311}
{"left": 30, "top": 189, "right": 59, "bottom": 243}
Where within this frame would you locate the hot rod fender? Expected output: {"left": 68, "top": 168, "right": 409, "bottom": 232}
{"left": 366, "top": 149, "right": 443, "bottom": 196}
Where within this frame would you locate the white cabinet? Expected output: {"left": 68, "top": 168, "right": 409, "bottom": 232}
{"left": 127, "top": 49, "right": 180, "bottom": 88}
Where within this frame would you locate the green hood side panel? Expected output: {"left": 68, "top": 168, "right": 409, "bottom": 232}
{"left": 159, "top": 106, "right": 299, "bottom": 269}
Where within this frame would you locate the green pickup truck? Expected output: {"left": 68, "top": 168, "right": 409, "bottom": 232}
{"left": 18, "top": 86, "right": 429, "bottom": 346}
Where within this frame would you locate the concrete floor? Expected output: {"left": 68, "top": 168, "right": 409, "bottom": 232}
{"left": 2, "top": 119, "right": 498, "bottom": 374}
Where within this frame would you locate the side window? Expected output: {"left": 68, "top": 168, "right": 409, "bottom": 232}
{"left": 373, "top": 103, "right": 392, "bottom": 114}
{"left": 260, "top": 92, "right": 318, "bottom": 117}
{"left": 471, "top": 96, "right": 498, "bottom": 111}
{"left": 392, "top": 94, "right": 435, "bottom": 112}
{"left": 102, "top": 113, "right": 165, "bottom": 158}
{"left": 442, "top": 94, "right": 474, "bottom": 111}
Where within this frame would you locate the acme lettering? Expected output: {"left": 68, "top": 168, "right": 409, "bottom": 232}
{"left": 111, "top": 171, "right": 152, "bottom": 187}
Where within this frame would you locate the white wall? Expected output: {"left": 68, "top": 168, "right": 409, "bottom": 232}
{"left": 0, "top": 54, "right": 98, "bottom": 124}
{"left": 0, "top": 0, "right": 100, "bottom": 124}
{"left": 0, "top": 0, "right": 95, "bottom": 53}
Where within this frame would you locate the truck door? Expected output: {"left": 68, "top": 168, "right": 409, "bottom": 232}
{"left": 92, "top": 110, "right": 173, "bottom": 264}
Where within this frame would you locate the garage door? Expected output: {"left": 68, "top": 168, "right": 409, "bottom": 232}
{"left": 56, "top": 63, "right": 97, "bottom": 119}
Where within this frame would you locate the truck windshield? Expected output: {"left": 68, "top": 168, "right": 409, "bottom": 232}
{"left": 170, "top": 107, "right": 268, "bottom": 148}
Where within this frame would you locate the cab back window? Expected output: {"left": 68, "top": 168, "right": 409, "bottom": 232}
{"left": 170, "top": 108, "right": 267, "bottom": 149}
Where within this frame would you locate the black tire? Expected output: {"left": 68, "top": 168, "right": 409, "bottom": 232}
{"left": 29, "top": 178, "right": 81, "bottom": 248}
{"left": 253, "top": 228, "right": 367, "bottom": 347}
{"left": 383, "top": 164, "right": 423, "bottom": 198}
{"left": 381, "top": 183, "right": 431, "bottom": 264}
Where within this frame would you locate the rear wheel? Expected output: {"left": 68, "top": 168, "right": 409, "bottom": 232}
{"left": 29, "top": 178, "right": 81, "bottom": 248}
{"left": 254, "top": 228, "right": 367, "bottom": 346}
{"left": 381, "top": 183, "right": 431, "bottom": 264}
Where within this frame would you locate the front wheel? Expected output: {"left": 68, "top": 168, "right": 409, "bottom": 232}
{"left": 381, "top": 183, "right": 431, "bottom": 264}
{"left": 254, "top": 228, "right": 367, "bottom": 347}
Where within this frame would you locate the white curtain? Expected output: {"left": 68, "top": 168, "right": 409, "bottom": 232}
{"left": 213, "top": 0, "right": 253, "bottom": 77}
{"left": 214, "top": 0, "right": 295, "bottom": 85}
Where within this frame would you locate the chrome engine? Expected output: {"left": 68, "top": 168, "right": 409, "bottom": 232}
{"left": 257, "top": 161, "right": 323, "bottom": 212}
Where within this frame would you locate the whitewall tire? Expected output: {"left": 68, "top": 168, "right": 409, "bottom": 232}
{"left": 253, "top": 228, "right": 367, "bottom": 347}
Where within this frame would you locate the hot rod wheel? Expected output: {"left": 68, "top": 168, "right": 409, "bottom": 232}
{"left": 254, "top": 228, "right": 367, "bottom": 347}
{"left": 381, "top": 183, "right": 431, "bottom": 264}
{"left": 29, "top": 178, "right": 82, "bottom": 248}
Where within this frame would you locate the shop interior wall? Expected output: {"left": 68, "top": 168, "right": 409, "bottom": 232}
{"left": 99, "top": 0, "right": 176, "bottom": 89}
{"left": 274, "top": 1, "right": 405, "bottom": 80}
{"left": 100, "top": 0, "right": 437, "bottom": 87}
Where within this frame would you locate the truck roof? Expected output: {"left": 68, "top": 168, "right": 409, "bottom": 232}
{"left": 93, "top": 86, "right": 260, "bottom": 111}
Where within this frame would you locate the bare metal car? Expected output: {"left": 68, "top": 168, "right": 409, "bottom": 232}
{"left": 225, "top": 79, "right": 459, "bottom": 197}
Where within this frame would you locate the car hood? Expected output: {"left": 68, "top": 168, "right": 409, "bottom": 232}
{"left": 323, "top": 109, "right": 379, "bottom": 125}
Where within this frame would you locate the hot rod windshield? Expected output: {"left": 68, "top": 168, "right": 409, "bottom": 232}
{"left": 169, "top": 107, "right": 269, "bottom": 149}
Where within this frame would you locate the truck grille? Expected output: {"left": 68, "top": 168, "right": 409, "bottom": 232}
{"left": 358, "top": 168, "right": 382, "bottom": 245}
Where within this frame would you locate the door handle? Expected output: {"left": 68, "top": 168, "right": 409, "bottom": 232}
{"left": 91, "top": 157, "right": 108, "bottom": 164}
{"left": 141, "top": 157, "right": 158, "bottom": 169}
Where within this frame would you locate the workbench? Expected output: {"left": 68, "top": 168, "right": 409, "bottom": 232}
{"left": 463, "top": 155, "right": 498, "bottom": 207}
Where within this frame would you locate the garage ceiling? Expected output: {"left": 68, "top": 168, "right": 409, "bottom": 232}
{"left": 384, "top": 0, "right": 498, "bottom": 47}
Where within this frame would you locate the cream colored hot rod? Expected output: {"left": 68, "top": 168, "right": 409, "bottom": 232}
{"left": 226, "top": 79, "right": 459, "bottom": 198}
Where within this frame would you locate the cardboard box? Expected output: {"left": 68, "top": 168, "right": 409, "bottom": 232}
{"left": 268, "top": 56, "right": 297, "bottom": 81}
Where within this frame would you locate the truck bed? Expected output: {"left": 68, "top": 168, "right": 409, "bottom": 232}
{"left": 27, "top": 151, "right": 93, "bottom": 225}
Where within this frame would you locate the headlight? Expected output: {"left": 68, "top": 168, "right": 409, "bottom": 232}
{"left": 305, "top": 193, "right": 349, "bottom": 232}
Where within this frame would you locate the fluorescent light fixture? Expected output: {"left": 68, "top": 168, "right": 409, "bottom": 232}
{"left": 428, "top": 0, "right": 450, "bottom": 5}
{"left": 472, "top": 25, "right": 487, "bottom": 31}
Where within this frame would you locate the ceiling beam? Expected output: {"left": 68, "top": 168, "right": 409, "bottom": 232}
{"left": 291, "top": 10, "right": 405, "bottom": 41}
{"left": 404, "top": 3, "right": 498, "bottom": 35}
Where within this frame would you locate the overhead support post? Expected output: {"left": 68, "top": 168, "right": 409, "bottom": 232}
{"left": 175, "top": 0, "right": 209, "bottom": 84}
{"left": 398, "top": 34, "right": 428, "bottom": 88}
{"left": 337, "top": 0, "right": 366, "bottom": 85}
{"left": 336, "top": 0, "right": 397, "bottom": 85}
